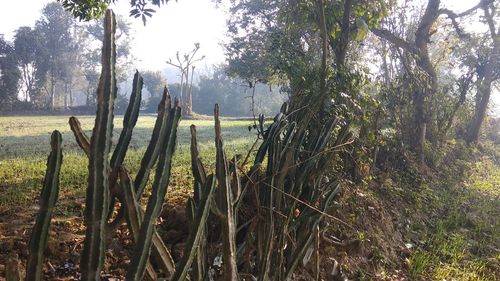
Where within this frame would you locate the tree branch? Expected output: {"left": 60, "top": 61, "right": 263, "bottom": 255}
{"left": 370, "top": 28, "right": 419, "bottom": 55}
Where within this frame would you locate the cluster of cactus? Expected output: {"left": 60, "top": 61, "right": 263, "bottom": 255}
{"left": 24, "top": 10, "right": 181, "bottom": 281}
{"left": 179, "top": 103, "right": 350, "bottom": 280}
{"left": 24, "top": 8, "right": 351, "bottom": 281}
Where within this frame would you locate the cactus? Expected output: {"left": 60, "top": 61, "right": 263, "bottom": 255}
{"left": 80, "top": 9, "right": 117, "bottom": 281}
{"left": 69, "top": 117, "right": 90, "bottom": 156}
{"left": 134, "top": 87, "right": 172, "bottom": 197}
{"left": 126, "top": 100, "right": 181, "bottom": 281}
{"left": 119, "top": 167, "right": 176, "bottom": 278}
{"left": 25, "top": 130, "right": 63, "bottom": 281}
{"left": 213, "top": 104, "right": 239, "bottom": 281}
{"left": 171, "top": 175, "right": 216, "bottom": 281}
{"left": 110, "top": 70, "right": 143, "bottom": 168}
{"left": 107, "top": 70, "right": 143, "bottom": 223}
{"left": 190, "top": 124, "right": 207, "bottom": 204}
{"left": 118, "top": 167, "right": 157, "bottom": 281}
{"left": 68, "top": 10, "right": 176, "bottom": 279}
{"left": 189, "top": 124, "right": 208, "bottom": 281}
{"left": 25, "top": 7, "right": 351, "bottom": 281}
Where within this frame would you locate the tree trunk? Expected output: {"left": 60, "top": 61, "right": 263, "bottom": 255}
{"left": 466, "top": 1, "right": 498, "bottom": 144}
{"left": 467, "top": 80, "right": 492, "bottom": 144}
{"left": 50, "top": 75, "right": 56, "bottom": 110}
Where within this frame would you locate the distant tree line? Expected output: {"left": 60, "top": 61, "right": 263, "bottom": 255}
{"left": 0, "top": 2, "right": 132, "bottom": 111}
{"left": 142, "top": 66, "right": 286, "bottom": 117}
{"left": 0, "top": 1, "right": 283, "bottom": 117}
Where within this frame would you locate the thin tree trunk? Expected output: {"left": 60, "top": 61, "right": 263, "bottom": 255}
{"left": 467, "top": 80, "right": 492, "bottom": 143}
{"left": 466, "top": 1, "right": 498, "bottom": 144}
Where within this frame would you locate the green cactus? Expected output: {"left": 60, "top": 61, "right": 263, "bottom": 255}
{"left": 126, "top": 100, "right": 181, "bottom": 281}
{"left": 110, "top": 70, "right": 143, "bottom": 169}
{"left": 26, "top": 130, "right": 63, "bottom": 281}
{"left": 80, "top": 9, "right": 117, "bottom": 281}
{"left": 134, "top": 87, "right": 172, "bottom": 197}
{"left": 107, "top": 70, "right": 143, "bottom": 223}
{"left": 189, "top": 124, "right": 208, "bottom": 281}
{"left": 119, "top": 167, "right": 176, "bottom": 278}
{"left": 172, "top": 175, "right": 216, "bottom": 281}
{"left": 213, "top": 104, "right": 239, "bottom": 281}
{"left": 67, "top": 10, "right": 177, "bottom": 280}
{"left": 118, "top": 167, "right": 158, "bottom": 281}
{"left": 69, "top": 116, "right": 90, "bottom": 156}
{"left": 190, "top": 124, "right": 207, "bottom": 204}
{"left": 27, "top": 7, "right": 351, "bottom": 281}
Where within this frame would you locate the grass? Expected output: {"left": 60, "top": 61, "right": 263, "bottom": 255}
{"left": 0, "top": 115, "right": 259, "bottom": 214}
{"left": 407, "top": 147, "right": 500, "bottom": 280}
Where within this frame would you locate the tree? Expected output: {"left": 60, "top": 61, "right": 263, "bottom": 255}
{"left": 465, "top": 0, "right": 500, "bottom": 144}
{"left": 225, "top": 0, "right": 387, "bottom": 119}
{"left": 141, "top": 70, "right": 167, "bottom": 111}
{"left": 166, "top": 43, "right": 205, "bottom": 116}
{"left": 193, "top": 65, "right": 285, "bottom": 116}
{"left": 58, "top": 0, "right": 172, "bottom": 23}
{"left": 13, "top": 27, "right": 44, "bottom": 103}
{"left": 370, "top": 0, "right": 489, "bottom": 159}
{"left": 35, "top": 2, "right": 80, "bottom": 109}
{"left": 81, "top": 15, "right": 134, "bottom": 106}
{"left": 0, "top": 35, "right": 20, "bottom": 109}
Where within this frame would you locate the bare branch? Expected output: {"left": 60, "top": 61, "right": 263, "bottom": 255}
{"left": 370, "top": 28, "right": 419, "bottom": 54}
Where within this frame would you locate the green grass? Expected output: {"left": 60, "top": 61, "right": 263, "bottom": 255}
{"left": 0, "top": 115, "right": 258, "bottom": 213}
{"left": 408, "top": 150, "right": 500, "bottom": 280}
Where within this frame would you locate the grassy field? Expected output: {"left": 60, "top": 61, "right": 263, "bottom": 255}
{"left": 0, "top": 115, "right": 258, "bottom": 213}
{"left": 1, "top": 115, "right": 498, "bottom": 279}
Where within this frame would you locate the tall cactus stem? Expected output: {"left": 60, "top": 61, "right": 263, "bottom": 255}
{"left": 214, "top": 104, "right": 239, "bottom": 281}
{"left": 110, "top": 70, "right": 143, "bottom": 168}
{"left": 81, "top": 9, "right": 117, "bottom": 281}
{"left": 25, "top": 130, "right": 63, "bottom": 281}
{"left": 134, "top": 88, "right": 172, "bottom": 197}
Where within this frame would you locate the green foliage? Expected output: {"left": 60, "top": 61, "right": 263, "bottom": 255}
{"left": 59, "top": 0, "right": 111, "bottom": 21}
{"left": 59, "top": 0, "right": 172, "bottom": 24}
{"left": 0, "top": 35, "right": 21, "bottom": 109}
{"left": 141, "top": 70, "right": 167, "bottom": 111}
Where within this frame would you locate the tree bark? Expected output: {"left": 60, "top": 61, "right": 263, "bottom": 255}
{"left": 371, "top": 0, "right": 442, "bottom": 160}
{"left": 466, "top": 0, "right": 499, "bottom": 144}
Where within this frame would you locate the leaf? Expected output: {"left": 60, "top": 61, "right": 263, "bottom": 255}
{"left": 353, "top": 18, "right": 369, "bottom": 41}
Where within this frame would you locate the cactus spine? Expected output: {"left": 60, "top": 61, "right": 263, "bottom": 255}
{"left": 26, "top": 130, "right": 63, "bottom": 281}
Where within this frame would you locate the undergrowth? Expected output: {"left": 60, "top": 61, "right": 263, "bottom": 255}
{"left": 407, "top": 141, "right": 500, "bottom": 280}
